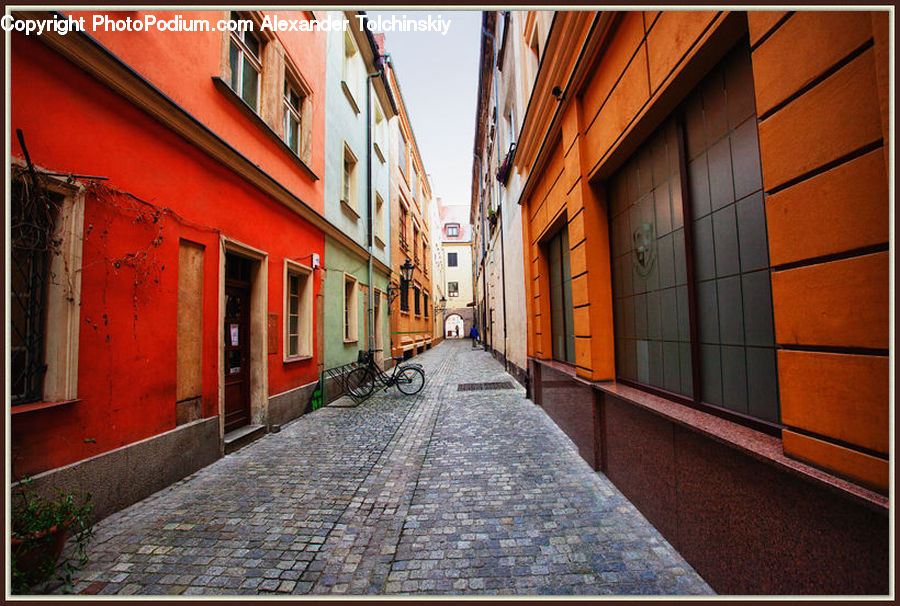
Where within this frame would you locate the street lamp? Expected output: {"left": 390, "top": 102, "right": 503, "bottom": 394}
{"left": 387, "top": 258, "right": 416, "bottom": 305}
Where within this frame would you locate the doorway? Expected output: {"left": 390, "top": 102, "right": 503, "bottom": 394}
{"left": 224, "top": 253, "right": 253, "bottom": 432}
{"left": 445, "top": 313, "right": 464, "bottom": 338}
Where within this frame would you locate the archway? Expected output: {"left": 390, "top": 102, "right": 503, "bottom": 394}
{"left": 444, "top": 313, "right": 465, "bottom": 338}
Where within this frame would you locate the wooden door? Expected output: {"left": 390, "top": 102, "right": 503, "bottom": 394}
{"left": 224, "top": 256, "right": 252, "bottom": 432}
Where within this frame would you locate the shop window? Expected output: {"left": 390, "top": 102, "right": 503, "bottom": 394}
{"left": 545, "top": 225, "right": 575, "bottom": 364}
{"left": 344, "top": 274, "right": 358, "bottom": 342}
{"left": 285, "top": 261, "right": 313, "bottom": 359}
{"left": 228, "top": 11, "right": 262, "bottom": 111}
{"left": 609, "top": 41, "right": 778, "bottom": 424}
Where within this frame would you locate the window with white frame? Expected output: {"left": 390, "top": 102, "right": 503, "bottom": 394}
{"left": 285, "top": 262, "right": 313, "bottom": 359}
{"left": 342, "top": 144, "right": 358, "bottom": 212}
{"left": 342, "top": 32, "right": 359, "bottom": 106}
{"left": 374, "top": 104, "right": 387, "bottom": 163}
{"left": 228, "top": 11, "right": 262, "bottom": 111}
{"left": 344, "top": 273, "right": 358, "bottom": 342}
{"left": 446, "top": 223, "right": 460, "bottom": 238}
{"left": 282, "top": 74, "right": 304, "bottom": 156}
{"left": 375, "top": 193, "right": 385, "bottom": 244}
{"left": 448, "top": 281, "right": 459, "bottom": 297}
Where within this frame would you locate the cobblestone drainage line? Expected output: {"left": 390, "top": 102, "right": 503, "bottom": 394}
{"left": 456, "top": 381, "right": 515, "bottom": 391}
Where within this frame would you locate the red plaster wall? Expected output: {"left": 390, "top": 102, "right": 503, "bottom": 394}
{"left": 10, "top": 29, "right": 324, "bottom": 477}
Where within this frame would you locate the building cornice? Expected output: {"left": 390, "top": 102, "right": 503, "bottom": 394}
{"left": 16, "top": 9, "right": 389, "bottom": 275}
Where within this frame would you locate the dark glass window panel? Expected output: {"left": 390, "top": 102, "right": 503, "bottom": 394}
{"left": 684, "top": 94, "right": 706, "bottom": 160}
{"left": 696, "top": 280, "right": 719, "bottom": 344}
{"left": 646, "top": 290, "right": 661, "bottom": 340}
{"left": 654, "top": 186, "right": 672, "bottom": 236}
{"left": 700, "top": 344, "right": 723, "bottom": 406}
{"left": 636, "top": 340, "right": 650, "bottom": 384}
{"left": 679, "top": 342, "right": 694, "bottom": 398}
{"left": 716, "top": 276, "right": 744, "bottom": 346}
{"left": 547, "top": 226, "right": 575, "bottom": 363}
{"left": 702, "top": 70, "right": 728, "bottom": 144}
{"left": 648, "top": 340, "right": 664, "bottom": 388}
{"left": 660, "top": 288, "right": 678, "bottom": 342}
{"left": 658, "top": 233, "right": 676, "bottom": 289}
{"left": 747, "top": 347, "right": 779, "bottom": 423}
{"left": 725, "top": 44, "right": 757, "bottom": 128}
{"left": 721, "top": 345, "right": 748, "bottom": 414}
{"left": 687, "top": 155, "right": 711, "bottom": 219}
{"left": 693, "top": 215, "right": 717, "bottom": 281}
{"left": 712, "top": 205, "right": 740, "bottom": 277}
{"left": 708, "top": 137, "right": 735, "bottom": 211}
{"left": 634, "top": 293, "right": 648, "bottom": 340}
{"left": 741, "top": 270, "right": 775, "bottom": 348}
{"left": 663, "top": 341, "right": 681, "bottom": 393}
{"left": 673, "top": 229, "right": 687, "bottom": 286}
{"left": 671, "top": 180, "right": 684, "bottom": 230}
{"left": 244, "top": 31, "right": 260, "bottom": 59}
{"left": 676, "top": 285, "right": 691, "bottom": 342}
{"left": 736, "top": 191, "right": 769, "bottom": 273}
{"left": 731, "top": 119, "right": 763, "bottom": 200}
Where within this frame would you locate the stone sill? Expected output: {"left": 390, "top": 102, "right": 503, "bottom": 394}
{"left": 10, "top": 398, "right": 81, "bottom": 415}
{"left": 531, "top": 358, "right": 889, "bottom": 513}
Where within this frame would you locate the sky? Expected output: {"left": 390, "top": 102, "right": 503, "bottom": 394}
{"left": 367, "top": 10, "right": 482, "bottom": 210}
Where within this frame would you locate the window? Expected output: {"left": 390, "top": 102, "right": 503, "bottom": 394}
{"left": 424, "top": 293, "right": 429, "bottom": 319}
{"left": 609, "top": 42, "right": 777, "bottom": 424}
{"left": 342, "top": 144, "right": 358, "bottom": 213}
{"left": 228, "top": 11, "right": 262, "bottom": 111}
{"left": 412, "top": 224, "right": 419, "bottom": 264}
{"left": 342, "top": 31, "right": 359, "bottom": 107}
{"left": 374, "top": 193, "right": 386, "bottom": 244}
{"left": 285, "top": 262, "right": 313, "bottom": 359}
{"left": 399, "top": 281, "right": 409, "bottom": 312}
{"left": 546, "top": 225, "right": 575, "bottom": 364}
{"left": 10, "top": 167, "right": 83, "bottom": 405}
{"left": 448, "top": 281, "right": 459, "bottom": 297}
{"left": 374, "top": 104, "right": 386, "bottom": 162}
{"left": 411, "top": 169, "right": 418, "bottom": 203}
{"left": 282, "top": 75, "right": 304, "bottom": 155}
{"left": 423, "top": 240, "right": 429, "bottom": 275}
{"left": 343, "top": 274, "right": 358, "bottom": 342}
{"left": 414, "top": 286, "right": 421, "bottom": 316}
{"left": 399, "top": 202, "right": 409, "bottom": 250}
{"left": 446, "top": 223, "right": 460, "bottom": 238}
{"left": 447, "top": 252, "right": 458, "bottom": 267}
{"left": 399, "top": 129, "right": 409, "bottom": 179}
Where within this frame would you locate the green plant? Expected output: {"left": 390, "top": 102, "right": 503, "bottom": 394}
{"left": 11, "top": 476, "right": 94, "bottom": 594}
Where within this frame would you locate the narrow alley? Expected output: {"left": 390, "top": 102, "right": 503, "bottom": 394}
{"left": 56, "top": 340, "right": 711, "bottom": 596}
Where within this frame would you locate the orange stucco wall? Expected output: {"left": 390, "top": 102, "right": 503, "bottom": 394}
{"left": 11, "top": 25, "right": 324, "bottom": 477}
{"left": 749, "top": 10, "right": 889, "bottom": 491}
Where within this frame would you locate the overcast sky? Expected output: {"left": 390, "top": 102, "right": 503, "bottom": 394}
{"left": 367, "top": 10, "right": 482, "bottom": 209}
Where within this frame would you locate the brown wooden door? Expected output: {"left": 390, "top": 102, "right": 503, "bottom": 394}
{"left": 224, "top": 257, "right": 252, "bottom": 432}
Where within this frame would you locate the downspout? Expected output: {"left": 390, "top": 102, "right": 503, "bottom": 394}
{"left": 366, "top": 67, "right": 376, "bottom": 353}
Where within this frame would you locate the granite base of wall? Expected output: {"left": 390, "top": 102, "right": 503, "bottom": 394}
{"left": 13, "top": 417, "right": 220, "bottom": 524}
{"left": 529, "top": 358, "right": 889, "bottom": 594}
{"left": 268, "top": 380, "right": 318, "bottom": 427}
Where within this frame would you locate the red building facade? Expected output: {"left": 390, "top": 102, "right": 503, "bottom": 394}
{"left": 10, "top": 10, "right": 332, "bottom": 519}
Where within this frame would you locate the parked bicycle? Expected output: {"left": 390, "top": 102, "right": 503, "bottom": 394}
{"left": 346, "top": 350, "right": 425, "bottom": 400}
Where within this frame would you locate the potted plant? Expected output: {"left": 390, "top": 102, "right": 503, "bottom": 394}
{"left": 11, "top": 476, "right": 94, "bottom": 594}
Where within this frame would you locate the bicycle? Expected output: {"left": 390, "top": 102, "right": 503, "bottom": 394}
{"left": 345, "top": 349, "right": 425, "bottom": 401}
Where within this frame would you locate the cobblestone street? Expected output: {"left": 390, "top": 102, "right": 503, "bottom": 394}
{"left": 59, "top": 340, "right": 712, "bottom": 596}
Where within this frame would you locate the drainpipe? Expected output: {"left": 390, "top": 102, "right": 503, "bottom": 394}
{"left": 366, "top": 53, "right": 385, "bottom": 354}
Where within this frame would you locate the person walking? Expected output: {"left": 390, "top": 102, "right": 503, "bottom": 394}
{"left": 469, "top": 324, "right": 479, "bottom": 348}
{"left": 455, "top": 325, "right": 460, "bottom": 338}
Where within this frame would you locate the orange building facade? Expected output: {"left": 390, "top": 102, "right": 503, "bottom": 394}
{"left": 385, "top": 61, "right": 435, "bottom": 359}
{"left": 10, "top": 10, "right": 331, "bottom": 519}
{"left": 514, "top": 11, "right": 889, "bottom": 593}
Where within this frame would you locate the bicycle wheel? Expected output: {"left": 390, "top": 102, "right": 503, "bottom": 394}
{"left": 395, "top": 366, "right": 425, "bottom": 395}
{"left": 346, "top": 367, "right": 375, "bottom": 399}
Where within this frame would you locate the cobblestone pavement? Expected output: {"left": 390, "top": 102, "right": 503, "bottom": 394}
{"left": 57, "top": 340, "right": 713, "bottom": 596}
